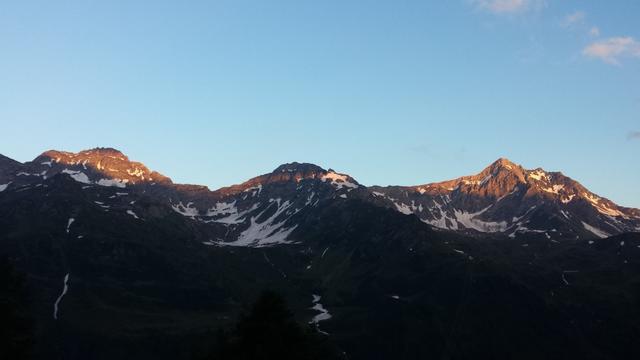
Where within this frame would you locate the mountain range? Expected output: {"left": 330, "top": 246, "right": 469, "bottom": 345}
{"left": 2, "top": 148, "right": 638, "bottom": 244}
{"left": 1, "top": 148, "right": 639, "bottom": 360}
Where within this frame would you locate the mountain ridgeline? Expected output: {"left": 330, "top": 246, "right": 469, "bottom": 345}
{"left": 1, "top": 148, "right": 639, "bottom": 360}
{"left": 2, "top": 148, "right": 637, "bottom": 245}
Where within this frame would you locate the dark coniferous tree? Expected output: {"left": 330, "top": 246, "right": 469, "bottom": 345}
{"left": 212, "top": 290, "right": 341, "bottom": 360}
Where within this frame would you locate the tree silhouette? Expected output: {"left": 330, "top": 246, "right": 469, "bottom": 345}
{"left": 211, "top": 290, "right": 341, "bottom": 360}
{"left": 0, "top": 257, "right": 33, "bottom": 360}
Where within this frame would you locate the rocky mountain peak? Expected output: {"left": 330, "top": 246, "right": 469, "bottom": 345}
{"left": 272, "top": 162, "right": 326, "bottom": 175}
{"left": 479, "top": 157, "right": 525, "bottom": 179}
{"left": 258, "top": 162, "right": 360, "bottom": 190}
{"left": 31, "top": 148, "right": 172, "bottom": 186}
{"left": 256, "top": 162, "right": 328, "bottom": 185}
{"left": 213, "top": 162, "right": 362, "bottom": 203}
{"left": 490, "top": 157, "right": 516, "bottom": 168}
{"left": 39, "top": 147, "right": 128, "bottom": 163}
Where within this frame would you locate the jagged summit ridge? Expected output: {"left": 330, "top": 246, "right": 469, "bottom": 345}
{"left": 1, "top": 150, "right": 638, "bottom": 243}
{"left": 272, "top": 162, "right": 326, "bottom": 174}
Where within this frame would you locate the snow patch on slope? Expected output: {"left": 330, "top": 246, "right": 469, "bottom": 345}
{"left": 321, "top": 171, "right": 358, "bottom": 190}
{"left": 53, "top": 273, "right": 70, "bottom": 320}
{"left": 243, "top": 184, "right": 263, "bottom": 196}
{"left": 581, "top": 221, "right": 610, "bottom": 239}
{"left": 62, "top": 169, "right": 91, "bottom": 184}
{"left": 66, "top": 218, "right": 75, "bottom": 234}
{"left": 126, "top": 210, "right": 139, "bottom": 219}
{"left": 218, "top": 199, "right": 298, "bottom": 247}
{"left": 61, "top": 169, "right": 128, "bottom": 188}
{"left": 172, "top": 202, "right": 199, "bottom": 217}
{"left": 206, "top": 201, "right": 237, "bottom": 217}
{"left": 453, "top": 206, "right": 508, "bottom": 233}
{"left": 309, "top": 294, "right": 332, "bottom": 335}
{"left": 542, "top": 184, "right": 564, "bottom": 194}
{"left": 529, "top": 170, "right": 549, "bottom": 181}
{"left": 96, "top": 178, "right": 127, "bottom": 188}
{"left": 0, "top": 182, "right": 10, "bottom": 192}
{"left": 422, "top": 197, "right": 458, "bottom": 230}
{"left": 205, "top": 201, "right": 260, "bottom": 224}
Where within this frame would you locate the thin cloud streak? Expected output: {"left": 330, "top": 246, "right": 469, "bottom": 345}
{"left": 561, "top": 11, "right": 585, "bottom": 28}
{"left": 583, "top": 37, "right": 640, "bottom": 65}
{"left": 628, "top": 131, "right": 640, "bottom": 140}
{"left": 471, "top": 0, "right": 544, "bottom": 15}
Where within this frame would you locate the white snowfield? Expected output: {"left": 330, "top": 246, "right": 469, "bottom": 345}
{"left": 205, "top": 201, "right": 261, "bottom": 225}
{"left": 126, "top": 210, "right": 139, "bottom": 219}
{"left": 96, "top": 178, "right": 127, "bottom": 188}
{"left": 175, "top": 192, "right": 310, "bottom": 247}
{"left": 171, "top": 202, "right": 199, "bottom": 217}
{"left": 66, "top": 218, "right": 75, "bottom": 234}
{"left": 243, "top": 184, "right": 263, "bottom": 196}
{"left": 321, "top": 171, "right": 358, "bottom": 190}
{"left": 581, "top": 221, "right": 610, "bottom": 239}
{"left": 0, "top": 182, "right": 10, "bottom": 192}
{"left": 421, "top": 201, "right": 508, "bottom": 233}
{"left": 53, "top": 273, "right": 70, "bottom": 320}
{"left": 541, "top": 184, "right": 564, "bottom": 194}
{"left": 61, "top": 169, "right": 128, "bottom": 188}
{"left": 528, "top": 170, "right": 549, "bottom": 182}
{"left": 218, "top": 199, "right": 298, "bottom": 247}
{"left": 309, "top": 294, "right": 332, "bottom": 335}
{"left": 62, "top": 169, "right": 91, "bottom": 184}
{"left": 452, "top": 206, "right": 508, "bottom": 233}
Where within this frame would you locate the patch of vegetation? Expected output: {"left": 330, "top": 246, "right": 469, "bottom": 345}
{"left": 206, "top": 290, "right": 342, "bottom": 360}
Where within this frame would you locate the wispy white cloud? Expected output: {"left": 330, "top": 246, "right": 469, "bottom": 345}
{"left": 589, "top": 27, "right": 600, "bottom": 37}
{"left": 628, "top": 131, "right": 640, "bottom": 140}
{"left": 583, "top": 37, "right": 640, "bottom": 65}
{"left": 561, "top": 11, "right": 585, "bottom": 27}
{"left": 471, "top": 0, "right": 544, "bottom": 15}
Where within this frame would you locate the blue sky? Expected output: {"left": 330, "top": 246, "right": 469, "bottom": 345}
{"left": 1, "top": 0, "right": 639, "bottom": 207}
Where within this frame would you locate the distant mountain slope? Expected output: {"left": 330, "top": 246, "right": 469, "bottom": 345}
{"left": 370, "top": 158, "right": 640, "bottom": 240}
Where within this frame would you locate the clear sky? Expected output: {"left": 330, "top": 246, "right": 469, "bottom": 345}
{"left": 1, "top": 0, "right": 639, "bottom": 207}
